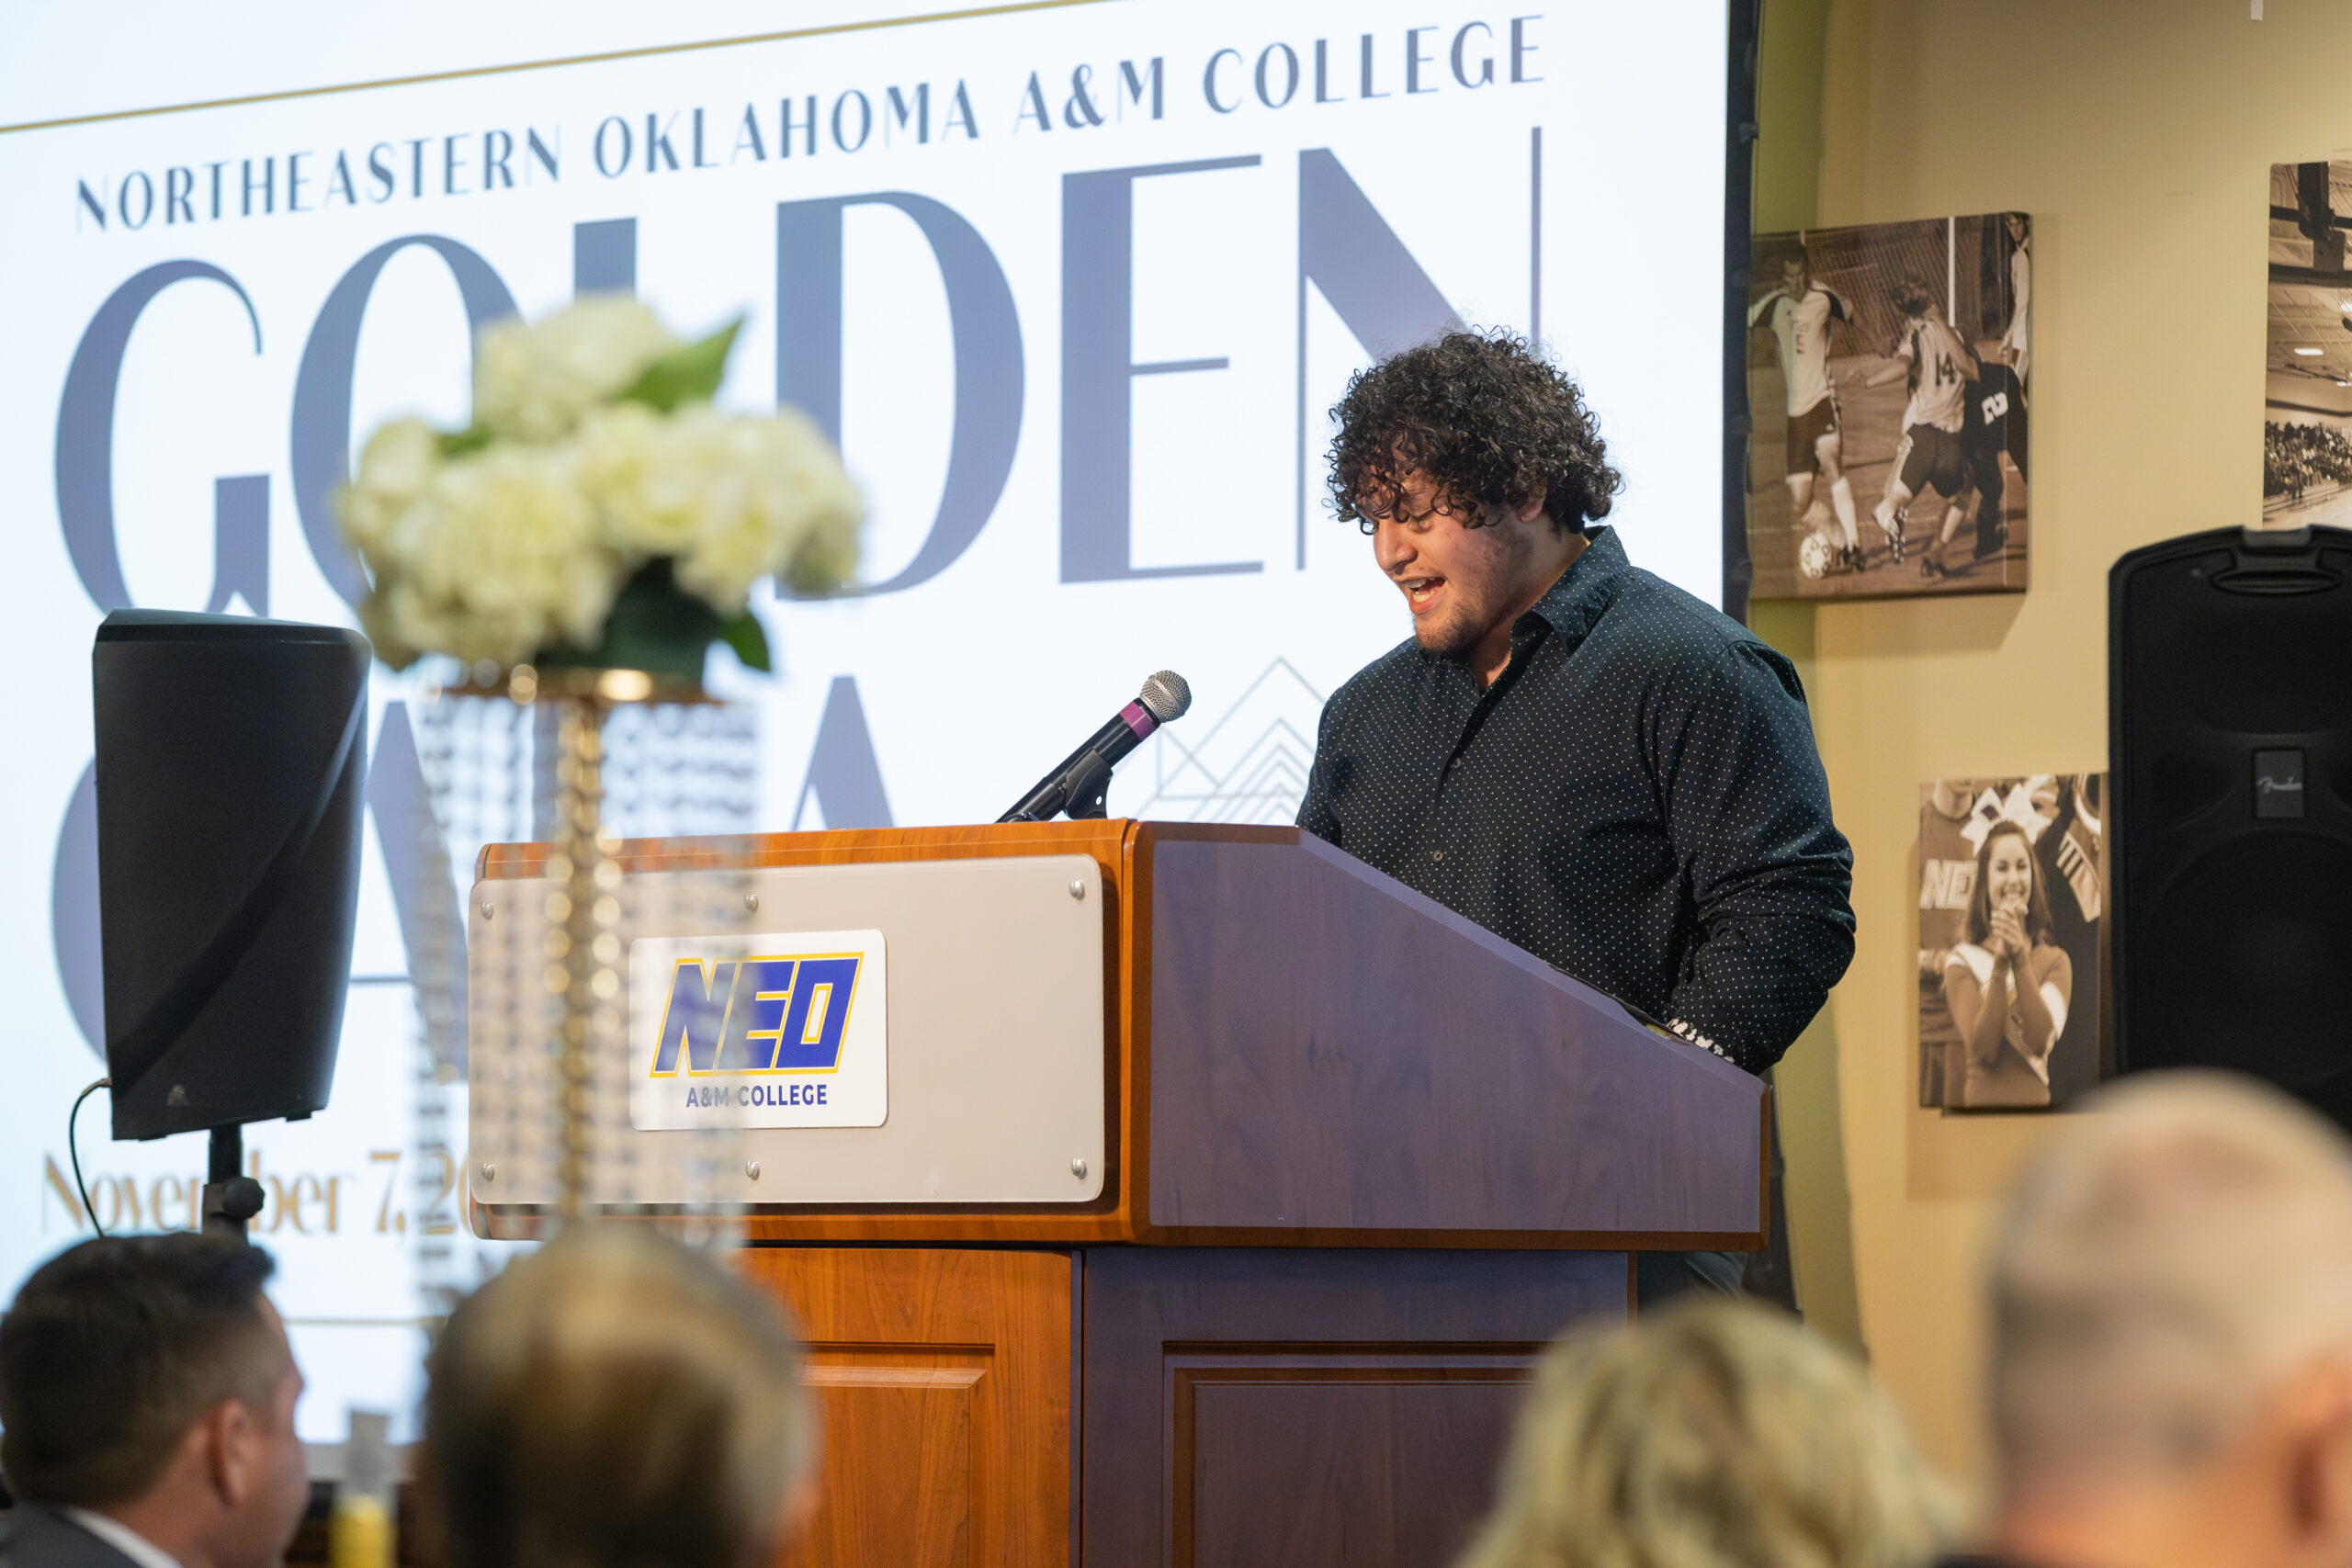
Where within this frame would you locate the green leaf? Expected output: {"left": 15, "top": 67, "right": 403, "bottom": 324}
{"left": 616, "top": 318, "right": 743, "bottom": 413}
{"left": 718, "top": 607, "right": 773, "bottom": 672}
{"left": 436, "top": 423, "right": 494, "bottom": 459}
{"left": 536, "top": 558, "right": 722, "bottom": 686}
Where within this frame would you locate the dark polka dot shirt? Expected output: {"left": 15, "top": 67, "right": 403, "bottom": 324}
{"left": 1297, "top": 526, "right": 1855, "bottom": 1075}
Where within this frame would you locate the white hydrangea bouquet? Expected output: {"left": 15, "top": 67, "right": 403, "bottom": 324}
{"left": 337, "top": 297, "right": 863, "bottom": 684}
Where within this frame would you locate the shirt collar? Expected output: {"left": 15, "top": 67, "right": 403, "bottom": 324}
{"left": 1523, "top": 525, "right": 1627, "bottom": 650}
{"left": 62, "top": 1509, "right": 187, "bottom": 1568}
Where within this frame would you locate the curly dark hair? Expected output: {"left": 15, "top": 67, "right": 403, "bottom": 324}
{"left": 1326, "top": 330, "right": 1621, "bottom": 535}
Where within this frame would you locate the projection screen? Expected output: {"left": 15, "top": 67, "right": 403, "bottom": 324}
{"left": 0, "top": 0, "right": 1732, "bottom": 1436}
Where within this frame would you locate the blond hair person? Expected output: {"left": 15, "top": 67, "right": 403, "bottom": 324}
{"left": 421, "top": 1227, "right": 820, "bottom": 1568}
{"left": 1986, "top": 1072, "right": 2352, "bottom": 1568}
{"left": 1459, "top": 1298, "right": 1952, "bottom": 1568}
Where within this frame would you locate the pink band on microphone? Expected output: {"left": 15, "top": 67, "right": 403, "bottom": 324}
{"left": 1119, "top": 701, "right": 1159, "bottom": 739}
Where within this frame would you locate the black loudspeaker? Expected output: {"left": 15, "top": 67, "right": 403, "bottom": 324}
{"left": 2110, "top": 525, "right": 2352, "bottom": 1124}
{"left": 93, "top": 610, "right": 372, "bottom": 1140}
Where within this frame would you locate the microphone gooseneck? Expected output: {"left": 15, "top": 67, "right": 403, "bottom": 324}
{"left": 997, "top": 671, "right": 1193, "bottom": 823}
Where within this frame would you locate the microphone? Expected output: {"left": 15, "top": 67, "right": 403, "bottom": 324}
{"left": 998, "top": 671, "right": 1193, "bottom": 823}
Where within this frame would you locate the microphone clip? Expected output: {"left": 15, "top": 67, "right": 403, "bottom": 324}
{"left": 1004, "top": 750, "right": 1113, "bottom": 822}
{"left": 1060, "top": 754, "right": 1113, "bottom": 820}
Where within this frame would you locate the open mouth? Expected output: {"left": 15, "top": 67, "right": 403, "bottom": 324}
{"left": 1397, "top": 574, "right": 1446, "bottom": 614}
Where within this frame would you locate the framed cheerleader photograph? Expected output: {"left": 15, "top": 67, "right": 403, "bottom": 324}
{"left": 1917, "top": 773, "right": 2106, "bottom": 1112}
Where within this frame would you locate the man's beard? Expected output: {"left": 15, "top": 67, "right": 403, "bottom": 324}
{"left": 1409, "top": 522, "right": 1532, "bottom": 660}
{"left": 1413, "top": 588, "right": 1494, "bottom": 659}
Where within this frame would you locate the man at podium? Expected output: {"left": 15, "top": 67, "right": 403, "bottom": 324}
{"left": 1300, "top": 332, "right": 1854, "bottom": 1252}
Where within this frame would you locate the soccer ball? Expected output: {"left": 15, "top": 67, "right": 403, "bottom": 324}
{"left": 1796, "top": 530, "right": 1838, "bottom": 580}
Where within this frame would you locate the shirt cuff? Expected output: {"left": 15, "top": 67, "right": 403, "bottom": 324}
{"left": 1666, "top": 1018, "right": 1730, "bottom": 1061}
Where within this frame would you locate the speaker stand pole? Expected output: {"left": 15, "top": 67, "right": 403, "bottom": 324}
{"left": 201, "top": 1124, "right": 266, "bottom": 1240}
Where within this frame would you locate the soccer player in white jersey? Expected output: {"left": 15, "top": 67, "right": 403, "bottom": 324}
{"left": 1748, "top": 249, "right": 1862, "bottom": 573}
{"left": 2000, "top": 213, "right": 2030, "bottom": 383}
{"left": 1860, "top": 276, "right": 1980, "bottom": 578}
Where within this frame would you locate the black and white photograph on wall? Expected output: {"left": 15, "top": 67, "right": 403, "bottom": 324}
{"left": 1917, "top": 774, "right": 2105, "bottom": 1112}
{"left": 2265, "top": 163, "right": 2352, "bottom": 527}
{"left": 1747, "top": 214, "right": 2030, "bottom": 600}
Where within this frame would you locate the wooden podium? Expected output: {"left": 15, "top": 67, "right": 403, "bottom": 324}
{"left": 469, "top": 820, "right": 1768, "bottom": 1568}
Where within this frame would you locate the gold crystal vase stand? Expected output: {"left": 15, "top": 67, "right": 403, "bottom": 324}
{"left": 548, "top": 694, "right": 614, "bottom": 1223}
{"left": 480, "top": 663, "right": 703, "bottom": 1224}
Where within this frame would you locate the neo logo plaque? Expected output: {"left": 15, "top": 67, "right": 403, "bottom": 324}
{"left": 628, "top": 931, "right": 887, "bottom": 1130}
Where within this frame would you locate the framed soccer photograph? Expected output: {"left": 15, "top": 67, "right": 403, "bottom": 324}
{"left": 2266, "top": 163, "right": 2352, "bottom": 526}
{"left": 1917, "top": 774, "right": 2106, "bottom": 1113}
{"left": 1747, "top": 214, "right": 2030, "bottom": 600}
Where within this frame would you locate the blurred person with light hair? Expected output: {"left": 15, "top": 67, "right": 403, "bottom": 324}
{"left": 1457, "top": 1297, "right": 1955, "bottom": 1568}
{"left": 420, "top": 1227, "right": 820, "bottom": 1568}
{"left": 1984, "top": 1071, "right": 2352, "bottom": 1568}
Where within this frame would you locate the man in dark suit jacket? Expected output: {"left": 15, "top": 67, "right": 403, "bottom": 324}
{"left": 0, "top": 1236, "right": 308, "bottom": 1568}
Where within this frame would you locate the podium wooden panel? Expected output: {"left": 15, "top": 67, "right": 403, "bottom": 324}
{"left": 745, "top": 1247, "right": 1073, "bottom": 1568}
{"left": 1140, "top": 832, "right": 1767, "bottom": 1245}
{"left": 1083, "top": 1247, "right": 1626, "bottom": 1568}
{"left": 472, "top": 820, "right": 1769, "bottom": 1567}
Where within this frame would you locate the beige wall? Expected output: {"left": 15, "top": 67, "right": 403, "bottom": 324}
{"left": 1753, "top": 0, "right": 2352, "bottom": 1494}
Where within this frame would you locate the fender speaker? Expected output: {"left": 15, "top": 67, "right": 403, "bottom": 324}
{"left": 2110, "top": 525, "right": 2352, "bottom": 1124}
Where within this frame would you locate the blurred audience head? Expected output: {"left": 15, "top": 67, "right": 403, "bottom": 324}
{"left": 0, "top": 1234, "right": 308, "bottom": 1568}
{"left": 1458, "top": 1296, "right": 1953, "bottom": 1568}
{"left": 423, "top": 1226, "right": 818, "bottom": 1568}
{"left": 1987, "top": 1071, "right": 2352, "bottom": 1568}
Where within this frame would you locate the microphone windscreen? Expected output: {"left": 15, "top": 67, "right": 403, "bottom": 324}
{"left": 1139, "top": 671, "right": 1192, "bottom": 724}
